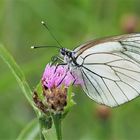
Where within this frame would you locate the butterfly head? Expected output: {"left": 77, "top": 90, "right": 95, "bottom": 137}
{"left": 60, "top": 48, "right": 73, "bottom": 58}
{"left": 60, "top": 48, "right": 77, "bottom": 65}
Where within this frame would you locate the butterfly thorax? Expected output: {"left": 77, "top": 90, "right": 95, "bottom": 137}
{"left": 60, "top": 48, "right": 79, "bottom": 67}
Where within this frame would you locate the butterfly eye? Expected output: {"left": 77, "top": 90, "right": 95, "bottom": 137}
{"left": 60, "top": 48, "right": 66, "bottom": 56}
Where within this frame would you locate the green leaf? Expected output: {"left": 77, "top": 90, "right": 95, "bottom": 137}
{"left": 42, "top": 124, "right": 57, "bottom": 140}
{"left": 39, "top": 115, "right": 52, "bottom": 130}
{"left": 0, "top": 45, "right": 35, "bottom": 109}
{"left": 35, "top": 81, "right": 44, "bottom": 100}
{"left": 63, "top": 86, "right": 76, "bottom": 118}
{"left": 38, "top": 113, "right": 59, "bottom": 140}
{"left": 17, "top": 119, "right": 39, "bottom": 140}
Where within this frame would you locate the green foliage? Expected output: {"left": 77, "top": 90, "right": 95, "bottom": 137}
{"left": 1, "top": 0, "right": 140, "bottom": 140}
{"left": 42, "top": 125, "right": 57, "bottom": 140}
{"left": 17, "top": 119, "right": 39, "bottom": 140}
{"left": 63, "top": 86, "right": 76, "bottom": 118}
{"left": 0, "top": 45, "right": 34, "bottom": 108}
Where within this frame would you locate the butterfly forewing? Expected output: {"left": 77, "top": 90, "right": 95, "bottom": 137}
{"left": 74, "top": 33, "right": 140, "bottom": 107}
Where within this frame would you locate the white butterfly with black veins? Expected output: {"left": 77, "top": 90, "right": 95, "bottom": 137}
{"left": 32, "top": 22, "right": 140, "bottom": 107}
{"left": 60, "top": 33, "right": 140, "bottom": 107}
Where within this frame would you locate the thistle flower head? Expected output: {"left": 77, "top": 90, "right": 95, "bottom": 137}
{"left": 34, "top": 64, "right": 81, "bottom": 113}
{"left": 42, "top": 64, "right": 80, "bottom": 89}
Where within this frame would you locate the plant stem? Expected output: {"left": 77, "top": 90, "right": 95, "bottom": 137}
{"left": 39, "top": 121, "right": 45, "bottom": 140}
{"left": 40, "top": 131, "right": 45, "bottom": 140}
{"left": 52, "top": 113, "right": 62, "bottom": 140}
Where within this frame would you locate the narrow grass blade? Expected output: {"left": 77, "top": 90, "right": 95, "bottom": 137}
{"left": 0, "top": 45, "right": 34, "bottom": 108}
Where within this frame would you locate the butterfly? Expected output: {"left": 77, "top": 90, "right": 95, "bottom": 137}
{"left": 59, "top": 33, "right": 140, "bottom": 107}
{"left": 33, "top": 21, "right": 140, "bottom": 107}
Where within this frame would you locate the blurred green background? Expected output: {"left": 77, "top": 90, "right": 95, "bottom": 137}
{"left": 1, "top": 0, "right": 140, "bottom": 139}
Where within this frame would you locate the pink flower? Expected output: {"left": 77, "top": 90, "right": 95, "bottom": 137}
{"left": 42, "top": 64, "right": 80, "bottom": 89}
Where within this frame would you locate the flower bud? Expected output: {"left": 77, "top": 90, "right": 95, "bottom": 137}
{"left": 120, "top": 14, "right": 139, "bottom": 33}
{"left": 96, "top": 105, "right": 111, "bottom": 120}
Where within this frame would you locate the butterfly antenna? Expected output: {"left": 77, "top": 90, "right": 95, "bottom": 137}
{"left": 41, "top": 21, "right": 63, "bottom": 48}
{"left": 31, "top": 45, "right": 61, "bottom": 49}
